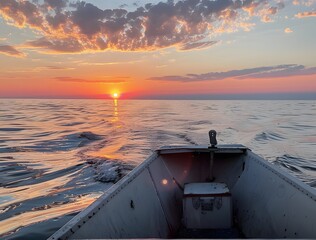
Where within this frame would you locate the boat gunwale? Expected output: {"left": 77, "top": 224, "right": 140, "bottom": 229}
{"left": 157, "top": 144, "right": 248, "bottom": 154}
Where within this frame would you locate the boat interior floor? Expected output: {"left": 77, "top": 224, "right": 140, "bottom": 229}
{"left": 175, "top": 224, "right": 244, "bottom": 239}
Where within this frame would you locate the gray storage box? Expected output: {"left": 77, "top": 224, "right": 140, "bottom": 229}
{"left": 183, "top": 182, "right": 232, "bottom": 229}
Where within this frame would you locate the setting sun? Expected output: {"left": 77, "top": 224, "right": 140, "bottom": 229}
{"left": 112, "top": 93, "right": 119, "bottom": 99}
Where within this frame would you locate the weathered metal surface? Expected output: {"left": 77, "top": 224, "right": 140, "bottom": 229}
{"left": 71, "top": 168, "right": 169, "bottom": 239}
{"left": 232, "top": 150, "right": 316, "bottom": 238}
{"left": 183, "top": 183, "right": 232, "bottom": 229}
{"left": 159, "top": 149, "right": 245, "bottom": 193}
{"left": 49, "top": 152, "right": 165, "bottom": 240}
{"left": 147, "top": 157, "right": 183, "bottom": 235}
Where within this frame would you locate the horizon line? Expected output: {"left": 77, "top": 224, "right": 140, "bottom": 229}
{"left": 0, "top": 92, "right": 315, "bottom": 100}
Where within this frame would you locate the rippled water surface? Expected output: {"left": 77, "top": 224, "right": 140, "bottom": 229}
{"left": 0, "top": 99, "right": 315, "bottom": 239}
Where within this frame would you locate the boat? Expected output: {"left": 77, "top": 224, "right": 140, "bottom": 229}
{"left": 49, "top": 130, "right": 316, "bottom": 239}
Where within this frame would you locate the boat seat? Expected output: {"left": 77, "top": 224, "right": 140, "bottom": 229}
{"left": 183, "top": 182, "right": 232, "bottom": 229}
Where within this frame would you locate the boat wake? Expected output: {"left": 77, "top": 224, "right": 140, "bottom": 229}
{"left": 254, "top": 131, "right": 285, "bottom": 142}
{"left": 274, "top": 154, "right": 316, "bottom": 185}
{"left": 88, "top": 159, "right": 134, "bottom": 183}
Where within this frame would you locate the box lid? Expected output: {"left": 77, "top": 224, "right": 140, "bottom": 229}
{"left": 184, "top": 182, "right": 230, "bottom": 196}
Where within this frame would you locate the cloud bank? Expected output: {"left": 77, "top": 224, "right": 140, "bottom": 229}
{"left": 148, "top": 64, "right": 316, "bottom": 82}
{"left": 0, "top": 0, "right": 284, "bottom": 53}
{"left": 0, "top": 45, "right": 25, "bottom": 57}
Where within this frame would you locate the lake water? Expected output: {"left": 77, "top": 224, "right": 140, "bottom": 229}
{"left": 0, "top": 99, "right": 315, "bottom": 239}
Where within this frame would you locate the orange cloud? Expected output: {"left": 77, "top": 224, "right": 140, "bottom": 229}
{"left": 0, "top": 0, "right": 285, "bottom": 54}
{"left": 284, "top": 27, "right": 293, "bottom": 33}
{"left": 293, "top": 0, "right": 316, "bottom": 6}
{"left": 0, "top": 0, "right": 44, "bottom": 30}
{"left": 295, "top": 11, "right": 316, "bottom": 18}
{"left": 243, "top": 1, "right": 284, "bottom": 22}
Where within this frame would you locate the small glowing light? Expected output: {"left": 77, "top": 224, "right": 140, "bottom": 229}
{"left": 112, "top": 93, "right": 119, "bottom": 99}
{"left": 162, "top": 179, "right": 168, "bottom": 185}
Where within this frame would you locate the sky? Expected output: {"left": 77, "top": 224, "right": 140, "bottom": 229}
{"left": 0, "top": 0, "right": 315, "bottom": 99}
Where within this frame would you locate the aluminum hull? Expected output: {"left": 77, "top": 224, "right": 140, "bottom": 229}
{"left": 49, "top": 145, "right": 316, "bottom": 239}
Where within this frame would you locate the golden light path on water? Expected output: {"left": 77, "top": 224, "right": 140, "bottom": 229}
{"left": 0, "top": 195, "right": 96, "bottom": 236}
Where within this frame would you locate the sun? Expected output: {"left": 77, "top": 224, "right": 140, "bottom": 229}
{"left": 112, "top": 93, "right": 119, "bottom": 99}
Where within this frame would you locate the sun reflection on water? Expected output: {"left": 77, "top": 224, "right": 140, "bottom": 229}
{"left": 112, "top": 99, "right": 119, "bottom": 123}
